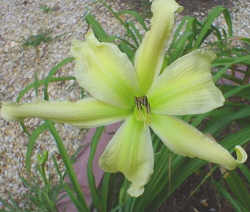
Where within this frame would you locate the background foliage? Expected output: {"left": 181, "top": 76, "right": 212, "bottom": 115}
{"left": 1, "top": 1, "right": 249, "bottom": 212}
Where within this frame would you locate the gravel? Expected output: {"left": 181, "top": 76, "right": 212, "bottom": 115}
{"left": 0, "top": 0, "right": 249, "bottom": 208}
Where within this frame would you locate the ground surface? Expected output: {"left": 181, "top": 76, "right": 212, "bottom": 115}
{"left": 0, "top": 0, "right": 249, "bottom": 210}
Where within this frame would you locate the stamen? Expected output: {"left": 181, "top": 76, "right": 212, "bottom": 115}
{"left": 134, "top": 96, "right": 151, "bottom": 124}
{"left": 135, "top": 96, "right": 151, "bottom": 112}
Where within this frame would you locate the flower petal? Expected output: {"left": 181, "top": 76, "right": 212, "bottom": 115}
{"left": 1, "top": 98, "right": 130, "bottom": 128}
{"left": 150, "top": 114, "right": 247, "bottom": 170}
{"left": 148, "top": 50, "right": 225, "bottom": 115}
{"left": 135, "top": 0, "right": 183, "bottom": 94}
{"left": 99, "top": 115, "right": 154, "bottom": 197}
{"left": 71, "top": 31, "right": 139, "bottom": 109}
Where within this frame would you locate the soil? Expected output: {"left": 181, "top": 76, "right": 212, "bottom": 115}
{"left": 176, "top": 0, "right": 233, "bottom": 15}
{"left": 122, "top": 0, "right": 234, "bottom": 16}
{"left": 158, "top": 169, "right": 231, "bottom": 212}
{"left": 158, "top": 155, "right": 250, "bottom": 212}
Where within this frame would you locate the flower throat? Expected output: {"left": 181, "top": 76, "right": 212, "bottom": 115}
{"left": 134, "top": 96, "right": 151, "bottom": 124}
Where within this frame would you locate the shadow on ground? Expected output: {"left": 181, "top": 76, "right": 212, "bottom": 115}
{"left": 118, "top": 0, "right": 233, "bottom": 16}
{"left": 176, "top": 0, "right": 233, "bottom": 15}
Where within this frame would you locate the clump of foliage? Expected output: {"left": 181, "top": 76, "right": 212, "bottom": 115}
{"left": 1, "top": 1, "right": 249, "bottom": 212}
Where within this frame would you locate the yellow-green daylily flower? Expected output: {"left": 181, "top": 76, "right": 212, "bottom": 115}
{"left": 1, "top": 0, "right": 247, "bottom": 197}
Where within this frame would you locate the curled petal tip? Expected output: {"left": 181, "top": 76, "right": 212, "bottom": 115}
{"left": 223, "top": 145, "right": 247, "bottom": 170}
{"left": 234, "top": 145, "right": 247, "bottom": 165}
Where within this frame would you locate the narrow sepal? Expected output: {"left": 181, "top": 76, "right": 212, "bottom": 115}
{"left": 150, "top": 114, "right": 247, "bottom": 170}
{"left": 1, "top": 98, "right": 130, "bottom": 128}
{"left": 135, "top": 0, "right": 183, "bottom": 93}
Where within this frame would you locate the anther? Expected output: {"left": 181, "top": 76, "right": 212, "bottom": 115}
{"left": 135, "top": 96, "right": 151, "bottom": 113}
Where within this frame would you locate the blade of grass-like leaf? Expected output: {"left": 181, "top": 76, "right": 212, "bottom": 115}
{"left": 85, "top": 13, "right": 115, "bottom": 42}
{"left": 46, "top": 120, "right": 89, "bottom": 212}
{"left": 50, "top": 184, "right": 65, "bottom": 202}
{"left": 147, "top": 147, "right": 170, "bottom": 193}
{"left": 233, "top": 87, "right": 250, "bottom": 100}
{"left": 168, "top": 31, "right": 193, "bottom": 64}
{"left": 87, "top": 127, "right": 105, "bottom": 212}
{"left": 19, "top": 120, "right": 31, "bottom": 136}
{"left": 194, "top": 6, "right": 232, "bottom": 48}
{"left": 118, "top": 10, "right": 148, "bottom": 31}
{"left": 41, "top": 192, "right": 57, "bottom": 212}
{"left": 240, "top": 37, "right": 250, "bottom": 43}
{"left": 132, "top": 146, "right": 172, "bottom": 211}
{"left": 239, "top": 165, "right": 250, "bottom": 184}
{"left": 100, "top": 173, "right": 111, "bottom": 212}
{"left": 98, "top": 0, "right": 139, "bottom": 47}
{"left": 223, "top": 74, "right": 244, "bottom": 84}
{"left": 34, "top": 71, "right": 39, "bottom": 97}
{"left": 168, "top": 17, "right": 188, "bottom": 52}
{"left": 118, "top": 179, "right": 129, "bottom": 205}
{"left": 224, "top": 84, "right": 250, "bottom": 98}
{"left": 191, "top": 112, "right": 210, "bottom": 127}
{"left": 127, "top": 21, "right": 142, "bottom": 42}
{"left": 191, "top": 83, "right": 250, "bottom": 127}
{"left": 204, "top": 106, "right": 250, "bottom": 135}
{"left": 213, "top": 180, "right": 243, "bottom": 212}
{"left": 194, "top": 18, "right": 224, "bottom": 42}
{"left": 213, "top": 55, "right": 250, "bottom": 82}
{"left": 63, "top": 184, "right": 86, "bottom": 212}
{"left": 239, "top": 164, "right": 250, "bottom": 185}
{"left": 26, "top": 122, "right": 48, "bottom": 172}
{"left": 52, "top": 154, "right": 64, "bottom": 183}
{"left": 146, "top": 157, "right": 203, "bottom": 212}
{"left": 19, "top": 175, "right": 33, "bottom": 188}
{"left": 225, "top": 171, "right": 250, "bottom": 211}
{"left": 213, "top": 57, "right": 250, "bottom": 66}
{"left": 118, "top": 40, "right": 135, "bottom": 62}
{"left": 183, "top": 17, "right": 199, "bottom": 50}
{"left": 110, "top": 205, "right": 122, "bottom": 212}
{"left": 189, "top": 166, "right": 217, "bottom": 198}
{"left": 123, "top": 197, "right": 136, "bottom": 212}
{"left": 212, "top": 25, "right": 223, "bottom": 41}
{"left": 221, "top": 126, "right": 250, "bottom": 149}
{"left": 116, "top": 37, "right": 136, "bottom": 49}
{"left": 17, "top": 76, "right": 75, "bottom": 103}
{"left": 43, "top": 57, "right": 74, "bottom": 100}
{"left": 222, "top": 8, "right": 233, "bottom": 36}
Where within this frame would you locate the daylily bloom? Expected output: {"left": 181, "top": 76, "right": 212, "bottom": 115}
{"left": 1, "top": 0, "right": 247, "bottom": 197}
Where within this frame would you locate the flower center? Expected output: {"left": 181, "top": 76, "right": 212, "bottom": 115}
{"left": 134, "top": 96, "right": 151, "bottom": 124}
